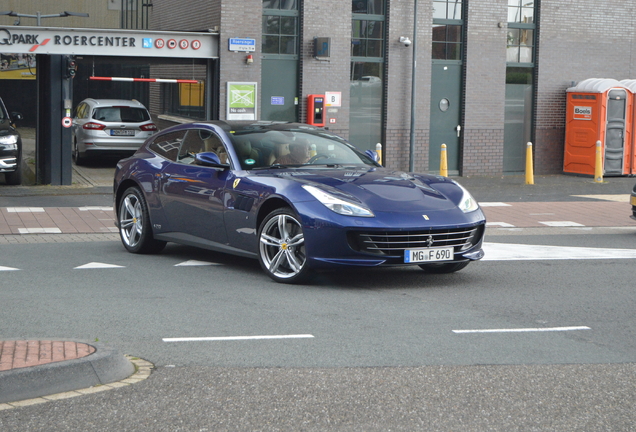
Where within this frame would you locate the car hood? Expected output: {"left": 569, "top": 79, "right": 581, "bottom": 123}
{"left": 263, "top": 167, "right": 464, "bottom": 212}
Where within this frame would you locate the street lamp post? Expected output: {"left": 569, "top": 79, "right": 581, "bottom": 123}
{"left": 0, "top": 11, "right": 89, "bottom": 26}
{"left": 408, "top": 0, "right": 418, "bottom": 172}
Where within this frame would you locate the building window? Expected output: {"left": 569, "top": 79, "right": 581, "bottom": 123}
{"left": 263, "top": 0, "right": 297, "bottom": 9}
{"left": 350, "top": 0, "right": 385, "bottom": 153}
{"left": 351, "top": 21, "right": 384, "bottom": 57}
{"left": 507, "top": 0, "right": 535, "bottom": 64}
{"left": 508, "top": 0, "right": 534, "bottom": 23}
{"left": 263, "top": 0, "right": 299, "bottom": 55}
{"left": 433, "top": 0, "right": 463, "bottom": 20}
{"left": 504, "top": 1, "right": 537, "bottom": 172}
{"left": 432, "top": 1, "right": 463, "bottom": 60}
{"left": 352, "top": 0, "right": 384, "bottom": 14}
{"left": 432, "top": 24, "right": 462, "bottom": 60}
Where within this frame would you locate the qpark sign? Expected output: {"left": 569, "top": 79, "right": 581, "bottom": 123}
{"left": 0, "top": 26, "right": 218, "bottom": 59}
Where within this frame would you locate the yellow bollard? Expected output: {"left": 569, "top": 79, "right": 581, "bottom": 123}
{"left": 375, "top": 143, "right": 382, "bottom": 165}
{"left": 310, "top": 143, "right": 317, "bottom": 158}
{"left": 525, "top": 142, "right": 534, "bottom": 185}
{"left": 440, "top": 144, "right": 448, "bottom": 177}
{"left": 594, "top": 140, "right": 604, "bottom": 183}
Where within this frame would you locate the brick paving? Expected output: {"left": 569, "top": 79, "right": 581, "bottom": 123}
{"left": 0, "top": 341, "right": 96, "bottom": 371}
{"left": 483, "top": 200, "right": 635, "bottom": 228}
{"left": 0, "top": 200, "right": 634, "bottom": 235}
{"left": 0, "top": 207, "right": 117, "bottom": 235}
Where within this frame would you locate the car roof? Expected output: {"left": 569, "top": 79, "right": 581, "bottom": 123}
{"left": 81, "top": 98, "right": 147, "bottom": 108}
{"left": 185, "top": 121, "right": 328, "bottom": 134}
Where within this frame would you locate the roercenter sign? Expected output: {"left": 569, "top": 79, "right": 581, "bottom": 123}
{"left": 0, "top": 26, "right": 218, "bottom": 58}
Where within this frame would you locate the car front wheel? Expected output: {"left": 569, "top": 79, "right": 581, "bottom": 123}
{"left": 72, "top": 138, "right": 85, "bottom": 165}
{"left": 118, "top": 186, "right": 166, "bottom": 254}
{"left": 258, "top": 208, "right": 311, "bottom": 284}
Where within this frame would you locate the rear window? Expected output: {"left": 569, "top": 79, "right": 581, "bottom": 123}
{"left": 93, "top": 106, "right": 150, "bottom": 122}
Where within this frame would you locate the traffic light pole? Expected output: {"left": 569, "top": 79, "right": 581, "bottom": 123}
{"left": 36, "top": 54, "right": 73, "bottom": 185}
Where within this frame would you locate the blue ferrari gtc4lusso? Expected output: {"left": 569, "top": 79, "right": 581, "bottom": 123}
{"left": 114, "top": 121, "right": 486, "bottom": 283}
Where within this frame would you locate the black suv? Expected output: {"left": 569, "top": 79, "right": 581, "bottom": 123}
{"left": 0, "top": 97, "right": 23, "bottom": 185}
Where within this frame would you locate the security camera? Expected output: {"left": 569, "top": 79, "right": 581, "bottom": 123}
{"left": 399, "top": 36, "right": 411, "bottom": 47}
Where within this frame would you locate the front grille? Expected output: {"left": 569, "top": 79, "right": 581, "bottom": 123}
{"left": 349, "top": 225, "right": 483, "bottom": 257}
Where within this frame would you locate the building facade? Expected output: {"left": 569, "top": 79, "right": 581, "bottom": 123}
{"left": 4, "top": 1, "right": 636, "bottom": 176}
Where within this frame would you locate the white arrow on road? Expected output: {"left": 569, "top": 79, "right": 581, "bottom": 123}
{"left": 74, "top": 262, "right": 125, "bottom": 269}
{"left": 482, "top": 242, "right": 636, "bottom": 261}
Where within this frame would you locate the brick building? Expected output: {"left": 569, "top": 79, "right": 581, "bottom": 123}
{"left": 4, "top": 0, "right": 635, "bottom": 177}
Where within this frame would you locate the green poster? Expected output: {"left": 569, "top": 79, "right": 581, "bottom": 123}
{"left": 227, "top": 82, "right": 257, "bottom": 120}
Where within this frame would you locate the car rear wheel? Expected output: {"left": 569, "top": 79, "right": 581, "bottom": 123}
{"left": 258, "top": 207, "right": 311, "bottom": 284}
{"left": 418, "top": 261, "right": 470, "bottom": 274}
{"left": 118, "top": 186, "right": 166, "bottom": 254}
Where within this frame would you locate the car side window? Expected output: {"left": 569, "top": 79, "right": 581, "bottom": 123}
{"left": 177, "top": 129, "right": 224, "bottom": 165}
{"left": 148, "top": 130, "right": 186, "bottom": 162}
{"left": 75, "top": 103, "right": 85, "bottom": 119}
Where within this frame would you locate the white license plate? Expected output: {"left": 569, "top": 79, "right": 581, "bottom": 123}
{"left": 110, "top": 129, "right": 135, "bottom": 136}
{"left": 404, "top": 247, "right": 453, "bottom": 263}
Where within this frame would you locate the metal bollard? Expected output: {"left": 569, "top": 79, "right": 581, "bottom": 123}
{"left": 440, "top": 144, "right": 448, "bottom": 177}
{"left": 594, "top": 140, "right": 603, "bottom": 183}
{"left": 525, "top": 142, "right": 534, "bottom": 185}
{"left": 375, "top": 143, "right": 382, "bottom": 165}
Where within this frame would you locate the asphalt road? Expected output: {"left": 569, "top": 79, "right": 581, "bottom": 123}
{"left": 2, "top": 181, "right": 636, "bottom": 431}
{"left": 1, "top": 226, "right": 636, "bottom": 430}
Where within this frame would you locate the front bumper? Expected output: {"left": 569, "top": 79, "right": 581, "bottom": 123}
{"left": 298, "top": 202, "right": 487, "bottom": 270}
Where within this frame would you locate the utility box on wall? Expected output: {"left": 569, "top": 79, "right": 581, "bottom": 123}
{"left": 564, "top": 78, "right": 634, "bottom": 176}
{"left": 307, "top": 94, "right": 325, "bottom": 127}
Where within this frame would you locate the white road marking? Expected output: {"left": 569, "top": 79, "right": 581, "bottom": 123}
{"left": 174, "top": 260, "right": 220, "bottom": 267}
{"left": 483, "top": 242, "right": 636, "bottom": 260}
{"left": 540, "top": 221, "right": 585, "bottom": 227}
{"left": 572, "top": 194, "right": 630, "bottom": 202}
{"left": 79, "top": 207, "right": 114, "bottom": 211}
{"left": 487, "top": 222, "right": 516, "bottom": 227}
{"left": 74, "top": 262, "right": 125, "bottom": 269}
{"left": 453, "top": 326, "right": 591, "bottom": 334}
{"left": 163, "top": 334, "right": 315, "bottom": 342}
{"left": 479, "top": 202, "right": 512, "bottom": 207}
{"left": 18, "top": 228, "right": 62, "bottom": 234}
{"left": 7, "top": 207, "right": 45, "bottom": 213}
{"left": 0, "top": 266, "right": 19, "bottom": 271}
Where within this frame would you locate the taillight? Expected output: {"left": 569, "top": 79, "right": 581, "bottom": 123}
{"left": 140, "top": 123, "right": 157, "bottom": 132}
{"left": 83, "top": 122, "right": 106, "bottom": 130}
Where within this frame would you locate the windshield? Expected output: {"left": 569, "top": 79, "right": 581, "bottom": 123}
{"left": 228, "top": 128, "right": 378, "bottom": 170}
{"left": 93, "top": 106, "right": 150, "bottom": 123}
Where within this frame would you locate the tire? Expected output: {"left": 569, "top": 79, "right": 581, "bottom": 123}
{"left": 258, "top": 207, "right": 311, "bottom": 284}
{"left": 117, "top": 186, "right": 166, "bottom": 254}
{"left": 4, "top": 165, "right": 22, "bottom": 185}
{"left": 72, "top": 139, "right": 86, "bottom": 165}
{"left": 418, "top": 261, "right": 470, "bottom": 274}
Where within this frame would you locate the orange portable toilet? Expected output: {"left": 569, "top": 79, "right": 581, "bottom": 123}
{"left": 564, "top": 78, "right": 632, "bottom": 176}
{"left": 620, "top": 79, "right": 636, "bottom": 174}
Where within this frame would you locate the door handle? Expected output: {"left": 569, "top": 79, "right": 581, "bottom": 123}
{"left": 456, "top": 125, "right": 461, "bottom": 137}
{"left": 161, "top": 173, "right": 172, "bottom": 180}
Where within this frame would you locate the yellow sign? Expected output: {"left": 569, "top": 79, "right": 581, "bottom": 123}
{"left": 0, "top": 53, "right": 36, "bottom": 80}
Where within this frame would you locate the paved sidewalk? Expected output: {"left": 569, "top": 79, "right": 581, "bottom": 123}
{"left": 0, "top": 341, "right": 95, "bottom": 371}
{"left": 0, "top": 206, "right": 116, "bottom": 235}
{"left": 0, "top": 198, "right": 634, "bottom": 236}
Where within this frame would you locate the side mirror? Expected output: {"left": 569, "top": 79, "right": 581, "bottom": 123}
{"left": 194, "top": 151, "right": 229, "bottom": 169}
{"left": 365, "top": 149, "right": 380, "bottom": 163}
{"left": 11, "top": 112, "right": 23, "bottom": 121}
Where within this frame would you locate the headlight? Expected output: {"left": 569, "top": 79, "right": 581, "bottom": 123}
{"left": 302, "top": 185, "right": 374, "bottom": 217}
{"left": 456, "top": 183, "right": 479, "bottom": 213}
{"left": 0, "top": 134, "right": 18, "bottom": 147}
